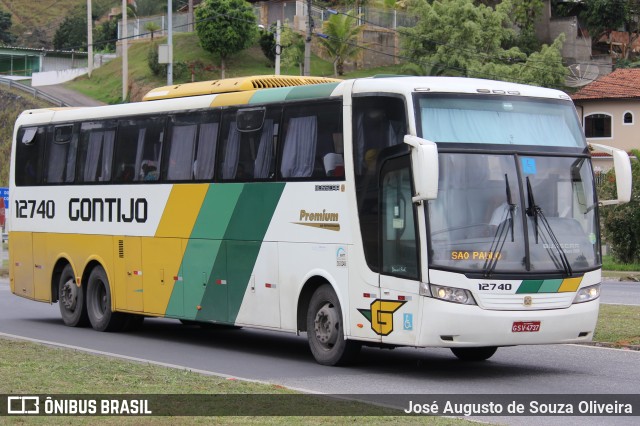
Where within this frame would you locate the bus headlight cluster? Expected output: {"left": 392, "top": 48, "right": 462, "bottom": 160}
{"left": 573, "top": 284, "right": 600, "bottom": 304}
{"left": 428, "top": 284, "right": 477, "bottom": 305}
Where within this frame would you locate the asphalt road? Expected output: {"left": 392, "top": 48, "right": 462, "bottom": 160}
{"left": 35, "top": 84, "right": 105, "bottom": 107}
{"left": 600, "top": 280, "right": 640, "bottom": 305}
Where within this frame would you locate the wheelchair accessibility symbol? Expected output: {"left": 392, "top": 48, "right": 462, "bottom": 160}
{"left": 403, "top": 313, "right": 413, "bottom": 331}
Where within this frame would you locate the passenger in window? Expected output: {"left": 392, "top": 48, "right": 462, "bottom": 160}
{"left": 142, "top": 162, "right": 159, "bottom": 181}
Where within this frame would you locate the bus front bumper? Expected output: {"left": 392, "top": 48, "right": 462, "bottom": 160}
{"left": 416, "top": 297, "right": 599, "bottom": 348}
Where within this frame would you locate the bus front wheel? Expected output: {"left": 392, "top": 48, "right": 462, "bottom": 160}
{"left": 306, "top": 284, "right": 360, "bottom": 366}
{"left": 58, "top": 264, "right": 88, "bottom": 327}
{"left": 86, "top": 266, "right": 126, "bottom": 332}
{"left": 451, "top": 346, "right": 498, "bottom": 361}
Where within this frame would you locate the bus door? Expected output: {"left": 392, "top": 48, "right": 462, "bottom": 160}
{"left": 379, "top": 154, "right": 421, "bottom": 345}
{"left": 352, "top": 96, "right": 418, "bottom": 343}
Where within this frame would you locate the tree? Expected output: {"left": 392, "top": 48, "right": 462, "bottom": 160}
{"left": 598, "top": 150, "right": 640, "bottom": 263}
{"left": 318, "top": 12, "right": 363, "bottom": 76}
{"left": 53, "top": 11, "right": 87, "bottom": 51}
{"left": 400, "top": 0, "right": 567, "bottom": 88}
{"left": 195, "top": 0, "right": 259, "bottom": 78}
{"left": 0, "top": 9, "right": 15, "bottom": 45}
{"left": 259, "top": 26, "right": 276, "bottom": 65}
{"left": 280, "top": 25, "right": 305, "bottom": 74}
{"left": 509, "top": 0, "right": 544, "bottom": 54}
{"left": 145, "top": 22, "right": 161, "bottom": 40}
{"left": 94, "top": 18, "right": 118, "bottom": 52}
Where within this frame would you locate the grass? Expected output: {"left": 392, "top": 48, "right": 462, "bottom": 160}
{"left": 593, "top": 304, "right": 640, "bottom": 347}
{"left": 0, "top": 338, "right": 469, "bottom": 425}
{"left": 602, "top": 255, "right": 640, "bottom": 272}
{"left": 66, "top": 32, "right": 407, "bottom": 104}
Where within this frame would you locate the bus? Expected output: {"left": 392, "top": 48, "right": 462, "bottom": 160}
{"left": 9, "top": 75, "right": 632, "bottom": 365}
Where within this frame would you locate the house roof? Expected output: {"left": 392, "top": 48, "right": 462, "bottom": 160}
{"left": 572, "top": 68, "right": 640, "bottom": 101}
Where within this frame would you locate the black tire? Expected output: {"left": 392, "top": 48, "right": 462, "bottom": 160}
{"left": 86, "top": 266, "right": 126, "bottom": 332}
{"left": 306, "top": 284, "right": 360, "bottom": 366}
{"left": 58, "top": 264, "right": 89, "bottom": 327}
{"left": 451, "top": 346, "right": 498, "bottom": 361}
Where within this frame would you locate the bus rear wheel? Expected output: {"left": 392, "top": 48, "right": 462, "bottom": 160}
{"left": 58, "top": 264, "right": 88, "bottom": 327}
{"left": 451, "top": 346, "right": 498, "bottom": 361}
{"left": 86, "top": 266, "right": 126, "bottom": 332}
{"left": 306, "top": 284, "right": 360, "bottom": 366}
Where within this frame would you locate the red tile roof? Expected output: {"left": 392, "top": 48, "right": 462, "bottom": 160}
{"left": 572, "top": 68, "right": 640, "bottom": 101}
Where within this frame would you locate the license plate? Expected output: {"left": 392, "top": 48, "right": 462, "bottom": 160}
{"left": 512, "top": 321, "right": 541, "bottom": 332}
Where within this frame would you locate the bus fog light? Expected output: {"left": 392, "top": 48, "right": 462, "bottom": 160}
{"left": 429, "top": 284, "right": 476, "bottom": 305}
{"left": 573, "top": 284, "right": 600, "bottom": 304}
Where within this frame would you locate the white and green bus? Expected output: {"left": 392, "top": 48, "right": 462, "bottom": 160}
{"left": 9, "top": 75, "right": 631, "bottom": 365}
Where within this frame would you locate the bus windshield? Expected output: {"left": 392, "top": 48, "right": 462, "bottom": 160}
{"left": 427, "top": 154, "right": 600, "bottom": 275}
{"left": 417, "top": 95, "right": 586, "bottom": 148}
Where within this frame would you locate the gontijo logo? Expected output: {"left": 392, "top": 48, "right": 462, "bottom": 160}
{"left": 358, "top": 299, "right": 406, "bottom": 336}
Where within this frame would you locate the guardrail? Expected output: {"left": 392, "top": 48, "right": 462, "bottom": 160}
{"left": 0, "top": 77, "right": 71, "bottom": 107}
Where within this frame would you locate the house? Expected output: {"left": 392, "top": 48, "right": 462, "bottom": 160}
{"left": 572, "top": 68, "right": 640, "bottom": 171}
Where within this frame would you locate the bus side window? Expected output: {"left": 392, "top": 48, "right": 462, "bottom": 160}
{"left": 164, "top": 111, "right": 220, "bottom": 181}
{"left": 16, "top": 126, "right": 46, "bottom": 186}
{"left": 44, "top": 124, "right": 78, "bottom": 184}
{"left": 115, "top": 117, "right": 165, "bottom": 183}
{"left": 218, "top": 107, "right": 280, "bottom": 181}
{"left": 77, "top": 121, "right": 116, "bottom": 183}
{"left": 279, "top": 100, "right": 342, "bottom": 180}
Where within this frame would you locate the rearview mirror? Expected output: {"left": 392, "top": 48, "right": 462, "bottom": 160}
{"left": 590, "top": 143, "right": 632, "bottom": 205}
{"left": 404, "top": 135, "right": 439, "bottom": 202}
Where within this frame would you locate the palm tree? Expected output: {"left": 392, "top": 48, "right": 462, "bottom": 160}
{"left": 318, "top": 12, "right": 363, "bottom": 76}
{"left": 145, "top": 22, "right": 160, "bottom": 40}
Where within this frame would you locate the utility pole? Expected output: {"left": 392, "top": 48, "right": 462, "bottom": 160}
{"left": 188, "top": 0, "right": 194, "bottom": 32}
{"left": 122, "top": 0, "right": 128, "bottom": 101}
{"left": 275, "top": 20, "right": 281, "bottom": 76}
{"left": 303, "top": 0, "right": 312, "bottom": 76}
{"left": 87, "top": 0, "right": 93, "bottom": 77}
{"left": 167, "top": 0, "right": 173, "bottom": 85}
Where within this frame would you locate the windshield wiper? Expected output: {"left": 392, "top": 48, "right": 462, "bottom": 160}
{"left": 525, "top": 177, "right": 573, "bottom": 276}
{"left": 482, "top": 174, "right": 517, "bottom": 277}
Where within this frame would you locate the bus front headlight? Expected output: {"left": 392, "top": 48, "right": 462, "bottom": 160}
{"left": 573, "top": 284, "right": 600, "bottom": 304}
{"left": 428, "top": 284, "right": 477, "bottom": 305}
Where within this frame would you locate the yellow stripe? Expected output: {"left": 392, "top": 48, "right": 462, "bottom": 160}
{"left": 211, "top": 91, "right": 255, "bottom": 107}
{"left": 558, "top": 277, "right": 583, "bottom": 292}
{"left": 155, "top": 184, "right": 208, "bottom": 238}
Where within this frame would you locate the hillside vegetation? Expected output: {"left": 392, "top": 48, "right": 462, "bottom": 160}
{"left": 0, "top": 0, "right": 118, "bottom": 48}
{"left": 0, "top": 87, "right": 52, "bottom": 186}
{"left": 67, "top": 32, "right": 405, "bottom": 103}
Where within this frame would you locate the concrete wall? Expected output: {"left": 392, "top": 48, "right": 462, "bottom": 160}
{"left": 32, "top": 68, "right": 88, "bottom": 86}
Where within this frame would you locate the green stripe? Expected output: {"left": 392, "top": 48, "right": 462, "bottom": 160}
{"left": 516, "top": 280, "right": 544, "bottom": 294}
{"left": 538, "top": 279, "right": 563, "bottom": 293}
{"left": 194, "top": 183, "right": 285, "bottom": 323}
{"left": 165, "top": 184, "right": 243, "bottom": 318}
{"left": 249, "top": 87, "right": 293, "bottom": 104}
{"left": 286, "top": 83, "right": 340, "bottom": 101}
